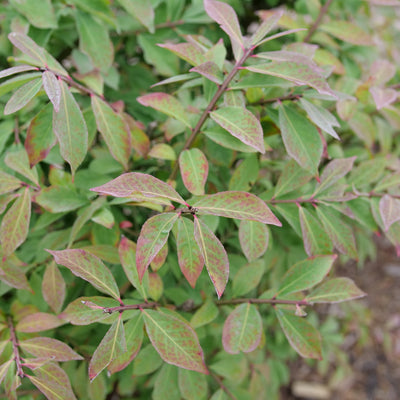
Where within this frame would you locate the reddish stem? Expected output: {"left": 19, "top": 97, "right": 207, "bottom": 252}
{"left": 7, "top": 316, "right": 24, "bottom": 378}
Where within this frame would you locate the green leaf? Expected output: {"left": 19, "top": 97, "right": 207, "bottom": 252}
{"left": 228, "top": 156, "right": 259, "bottom": 192}
{"left": 42, "top": 262, "right": 66, "bottom": 314}
{"left": 222, "top": 303, "right": 262, "bottom": 354}
{"left": 148, "top": 272, "right": 163, "bottom": 301}
{"left": 89, "top": 315, "right": 126, "bottom": 381}
{"left": 379, "top": 194, "right": 400, "bottom": 232}
{"left": 232, "top": 260, "right": 265, "bottom": 297}
{"left": 153, "top": 364, "right": 180, "bottom": 400}
{"left": 42, "top": 71, "right": 61, "bottom": 112}
{"left": 48, "top": 249, "right": 121, "bottom": 301}
{"left": 148, "top": 143, "right": 176, "bottom": 161}
{"left": 133, "top": 344, "right": 163, "bottom": 376}
{"left": 142, "top": 309, "right": 208, "bottom": 374}
{"left": 0, "top": 360, "right": 13, "bottom": 386}
{"left": 299, "top": 206, "right": 332, "bottom": 256}
{"left": 190, "top": 299, "right": 219, "bottom": 329}
{"left": 9, "top": 0, "right": 57, "bottom": 29}
{"left": 278, "top": 103, "right": 323, "bottom": 175}
{"left": 0, "top": 188, "right": 31, "bottom": 257}
{"left": 320, "top": 21, "right": 373, "bottom": 45}
{"left": 275, "top": 309, "right": 322, "bottom": 359}
{"left": 250, "top": 9, "right": 283, "bottom": 46}
{"left": 136, "top": 213, "right": 179, "bottom": 280}
{"left": 117, "top": 0, "right": 155, "bottom": 32}
{"left": 158, "top": 42, "right": 206, "bottom": 66}
{"left": 16, "top": 312, "right": 65, "bottom": 333}
{"left": 192, "top": 191, "right": 281, "bottom": 225}
{"left": 0, "top": 172, "right": 22, "bottom": 196}
{"left": 176, "top": 217, "right": 204, "bottom": 288}
{"left": 178, "top": 368, "right": 208, "bottom": 400}
{"left": 306, "top": 278, "right": 366, "bottom": 304}
{"left": 179, "top": 149, "right": 208, "bottom": 196}
{"left": 276, "top": 255, "right": 336, "bottom": 297}
{"left": 210, "top": 107, "right": 265, "bottom": 153}
{"left": 238, "top": 220, "right": 269, "bottom": 262}
{"left": 53, "top": 81, "right": 88, "bottom": 177}
{"left": 5, "top": 146, "right": 39, "bottom": 186}
{"left": 36, "top": 186, "right": 88, "bottom": 213}
{"left": 4, "top": 77, "right": 42, "bottom": 115}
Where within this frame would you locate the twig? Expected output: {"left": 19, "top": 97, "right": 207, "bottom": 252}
{"left": 100, "top": 302, "right": 158, "bottom": 314}
{"left": 209, "top": 370, "right": 238, "bottom": 400}
{"left": 216, "top": 298, "right": 310, "bottom": 307}
{"left": 7, "top": 316, "right": 24, "bottom": 378}
{"left": 303, "top": 0, "right": 334, "bottom": 43}
{"left": 253, "top": 93, "right": 302, "bottom": 105}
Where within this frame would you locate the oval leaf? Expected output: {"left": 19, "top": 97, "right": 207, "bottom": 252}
{"left": 239, "top": 220, "right": 269, "bottom": 262}
{"left": 179, "top": 149, "right": 209, "bottom": 196}
{"left": 4, "top": 77, "right": 42, "bottom": 115}
{"left": 379, "top": 194, "right": 400, "bottom": 232}
{"left": 16, "top": 312, "right": 65, "bottom": 333}
{"left": 42, "top": 262, "right": 66, "bottom": 314}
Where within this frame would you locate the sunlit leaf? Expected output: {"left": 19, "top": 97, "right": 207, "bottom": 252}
{"left": 239, "top": 220, "right": 269, "bottom": 262}
{"left": 42, "top": 262, "right": 66, "bottom": 314}
{"left": 4, "top": 78, "right": 42, "bottom": 115}
{"left": 179, "top": 149, "right": 208, "bottom": 196}
{"left": 16, "top": 312, "right": 65, "bottom": 333}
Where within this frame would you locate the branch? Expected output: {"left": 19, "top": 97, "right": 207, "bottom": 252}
{"left": 7, "top": 316, "right": 24, "bottom": 379}
{"left": 216, "top": 298, "right": 311, "bottom": 307}
{"left": 303, "top": 0, "right": 334, "bottom": 43}
{"left": 94, "top": 301, "right": 158, "bottom": 314}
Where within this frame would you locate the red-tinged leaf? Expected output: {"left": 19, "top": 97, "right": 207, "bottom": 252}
{"left": 148, "top": 273, "right": 164, "bottom": 301}
{"left": 380, "top": 194, "right": 400, "bottom": 232}
{"left": 314, "top": 157, "right": 356, "bottom": 196}
{"left": 194, "top": 216, "right": 228, "bottom": 298}
{"left": 210, "top": 107, "right": 265, "bottom": 153}
{"left": 370, "top": 87, "right": 397, "bottom": 110}
{"left": 320, "top": 21, "right": 373, "bottom": 45}
{"left": 275, "top": 308, "right": 322, "bottom": 360}
{"left": 20, "top": 337, "right": 83, "bottom": 361}
{"left": 25, "top": 104, "right": 56, "bottom": 167}
{"left": 299, "top": 207, "right": 332, "bottom": 257}
{"left": 42, "top": 262, "right": 66, "bottom": 313}
{"left": 124, "top": 113, "right": 150, "bottom": 157}
{"left": 91, "top": 172, "right": 187, "bottom": 205}
{"left": 89, "top": 315, "right": 126, "bottom": 381}
{"left": 5, "top": 146, "right": 39, "bottom": 186}
{"left": 0, "top": 65, "right": 38, "bottom": 79}
{"left": 136, "top": 213, "right": 179, "bottom": 280}
{"left": 118, "top": 237, "right": 147, "bottom": 300}
{"left": 306, "top": 277, "right": 366, "bottom": 304}
{"left": 148, "top": 143, "right": 176, "bottom": 160}
{"left": 276, "top": 255, "right": 336, "bottom": 297}
{"left": 179, "top": 149, "right": 208, "bottom": 196}
{"left": 278, "top": 103, "right": 323, "bottom": 175}
{"left": 53, "top": 81, "right": 88, "bottom": 177}
{"left": 190, "top": 61, "right": 223, "bottom": 85}
{"left": 178, "top": 368, "right": 208, "bottom": 400}
{"left": 239, "top": 220, "right": 269, "bottom": 262}
{"left": 0, "top": 188, "right": 31, "bottom": 257}
{"left": 176, "top": 217, "right": 204, "bottom": 288}
{"left": 250, "top": 9, "right": 284, "bottom": 46}
{"left": 48, "top": 249, "right": 121, "bottom": 301}
{"left": 22, "top": 357, "right": 53, "bottom": 370}
{"left": 232, "top": 260, "right": 265, "bottom": 297}
{"left": 108, "top": 312, "right": 144, "bottom": 374}
{"left": 204, "top": 0, "right": 244, "bottom": 48}
{"left": 192, "top": 191, "right": 281, "bottom": 225}
{"left": 247, "top": 62, "right": 336, "bottom": 98}
{"left": 142, "top": 309, "right": 208, "bottom": 374}
{"left": 118, "top": 0, "right": 155, "bottom": 33}
{"left": 153, "top": 364, "right": 180, "bottom": 400}
{"left": 158, "top": 43, "right": 206, "bottom": 66}
{"left": 316, "top": 206, "right": 357, "bottom": 259}
{"left": 151, "top": 243, "right": 168, "bottom": 272}
{"left": 0, "top": 172, "right": 22, "bottom": 195}
{"left": 0, "top": 360, "right": 13, "bottom": 386}
{"left": 369, "top": 59, "right": 396, "bottom": 86}
{"left": 0, "top": 256, "right": 30, "bottom": 291}
{"left": 42, "top": 71, "right": 61, "bottom": 112}
{"left": 0, "top": 193, "right": 19, "bottom": 215}
{"left": 222, "top": 303, "right": 262, "bottom": 354}
{"left": 4, "top": 77, "right": 42, "bottom": 115}
{"left": 137, "top": 93, "right": 191, "bottom": 128}
{"left": 60, "top": 296, "right": 119, "bottom": 325}
{"left": 91, "top": 96, "right": 131, "bottom": 169}
{"left": 16, "top": 312, "right": 65, "bottom": 333}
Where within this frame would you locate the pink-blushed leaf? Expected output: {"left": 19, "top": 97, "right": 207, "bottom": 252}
{"left": 124, "top": 113, "right": 150, "bottom": 157}
{"left": 91, "top": 172, "right": 188, "bottom": 206}
{"left": 204, "top": 0, "right": 244, "bottom": 48}
{"left": 151, "top": 242, "right": 168, "bottom": 272}
{"left": 0, "top": 193, "right": 19, "bottom": 215}
{"left": 370, "top": 87, "right": 398, "bottom": 110}
{"left": 48, "top": 249, "right": 121, "bottom": 301}
{"left": 91, "top": 96, "right": 131, "bottom": 170}
{"left": 137, "top": 93, "right": 191, "bottom": 128}
{"left": 60, "top": 296, "right": 119, "bottom": 325}
{"left": 299, "top": 207, "right": 332, "bottom": 257}
{"left": 0, "top": 188, "right": 31, "bottom": 257}
{"left": 158, "top": 43, "right": 206, "bottom": 66}
{"left": 192, "top": 191, "right": 281, "bottom": 225}
{"left": 190, "top": 61, "right": 223, "bottom": 85}
{"left": 306, "top": 278, "right": 366, "bottom": 303}
{"left": 256, "top": 51, "right": 323, "bottom": 72}
{"left": 42, "top": 262, "right": 66, "bottom": 314}
{"left": 108, "top": 312, "right": 144, "bottom": 374}
{"left": 320, "top": 21, "right": 373, "bottom": 45}
{"left": 278, "top": 103, "right": 323, "bottom": 175}
{"left": 0, "top": 65, "right": 38, "bottom": 79}
{"left": 53, "top": 80, "right": 88, "bottom": 177}
{"left": 117, "top": 0, "right": 155, "bottom": 33}
{"left": 176, "top": 217, "right": 204, "bottom": 288}
{"left": 5, "top": 147, "right": 39, "bottom": 186}
{"left": 369, "top": 59, "right": 396, "bottom": 86}
{"left": 222, "top": 303, "right": 262, "bottom": 354}
{"left": 0, "top": 255, "right": 31, "bottom": 291}
{"left": 148, "top": 143, "right": 176, "bottom": 160}
{"left": 136, "top": 212, "right": 179, "bottom": 280}
{"left": 89, "top": 314, "right": 126, "bottom": 381}
{"left": 22, "top": 357, "right": 53, "bottom": 370}
{"left": 25, "top": 104, "right": 56, "bottom": 167}
{"left": 239, "top": 220, "right": 269, "bottom": 262}
{"left": 179, "top": 149, "right": 208, "bottom": 196}
{"left": 250, "top": 9, "right": 284, "bottom": 46}
{"left": 118, "top": 237, "right": 148, "bottom": 300}
{"left": 275, "top": 308, "right": 322, "bottom": 360}
{"left": 42, "top": 70, "right": 61, "bottom": 112}
{"left": 0, "top": 360, "right": 14, "bottom": 386}
{"left": 276, "top": 255, "right": 337, "bottom": 297}
{"left": 178, "top": 368, "right": 208, "bottom": 400}
{"left": 142, "top": 309, "right": 208, "bottom": 374}
{"left": 232, "top": 260, "right": 265, "bottom": 297}
{"left": 16, "top": 312, "right": 65, "bottom": 333}
{"left": 380, "top": 194, "right": 400, "bottom": 232}
{"left": 0, "top": 172, "right": 22, "bottom": 195}
{"left": 20, "top": 337, "right": 83, "bottom": 362}
{"left": 194, "top": 216, "right": 228, "bottom": 298}
{"left": 4, "top": 77, "right": 42, "bottom": 115}
{"left": 148, "top": 273, "right": 164, "bottom": 301}
{"left": 210, "top": 107, "right": 265, "bottom": 154}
